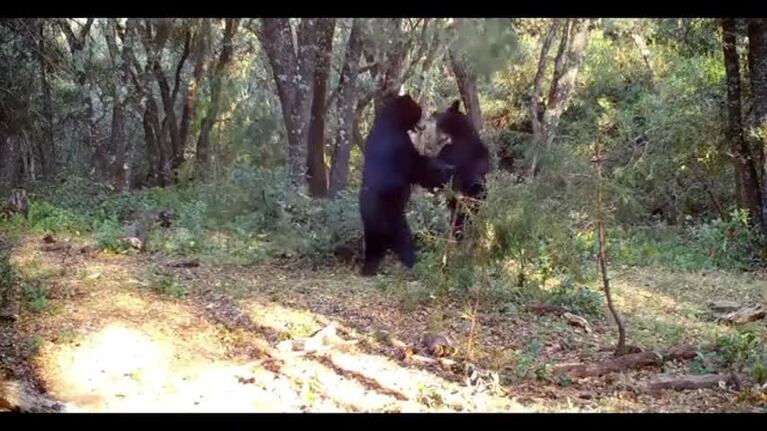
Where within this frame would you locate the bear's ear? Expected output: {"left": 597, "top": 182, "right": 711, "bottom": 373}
{"left": 448, "top": 100, "right": 461, "bottom": 113}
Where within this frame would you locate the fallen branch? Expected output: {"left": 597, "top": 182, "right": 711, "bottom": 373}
{"left": 647, "top": 373, "right": 744, "bottom": 392}
{"left": 662, "top": 344, "right": 700, "bottom": 362}
{"left": 168, "top": 258, "right": 201, "bottom": 268}
{"left": 527, "top": 303, "right": 568, "bottom": 316}
{"left": 551, "top": 351, "right": 663, "bottom": 378}
{"left": 719, "top": 304, "right": 766, "bottom": 325}
{"left": 41, "top": 243, "right": 71, "bottom": 253}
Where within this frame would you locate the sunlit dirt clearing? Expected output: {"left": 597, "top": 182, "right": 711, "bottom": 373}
{"left": 3, "top": 233, "right": 766, "bottom": 412}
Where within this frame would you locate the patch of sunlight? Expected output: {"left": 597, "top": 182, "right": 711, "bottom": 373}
{"left": 243, "top": 300, "right": 322, "bottom": 338}
{"left": 321, "top": 351, "right": 527, "bottom": 412}
{"left": 618, "top": 267, "right": 765, "bottom": 307}
{"left": 274, "top": 354, "right": 400, "bottom": 412}
{"left": 37, "top": 322, "right": 311, "bottom": 412}
{"left": 41, "top": 323, "right": 174, "bottom": 409}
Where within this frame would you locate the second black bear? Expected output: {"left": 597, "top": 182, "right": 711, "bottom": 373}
{"left": 429, "top": 100, "right": 491, "bottom": 240}
{"left": 359, "top": 94, "right": 453, "bottom": 276}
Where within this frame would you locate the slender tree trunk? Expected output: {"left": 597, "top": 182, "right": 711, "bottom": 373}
{"left": 529, "top": 18, "right": 590, "bottom": 178}
{"left": 36, "top": 21, "right": 55, "bottom": 180}
{"left": 449, "top": 50, "right": 482, "bottom": 131}
{"left": 180, "top": 20, "right": 210, "bottom": 165}
{"left": 529, "top": 19, "right": 562, "bottom": 177}
{"left": 371, "top": 20, "right": 406, "bottom": 116}
{"left": 59, "top": 19, "right": 106, "bottom": 178}
{"left": 259, "top": 18, "right": 319, "bottom": 188}
{"left": 630, "top": 29, "right": 654, "bottom": 83}
{"left": 306, "top": 18, "right": 336, "bottom": 197}
{"left": 593, "top": 140, "right": 627, "bottom": 356}
{"left": 196, "top": 18, "right": 239, "bottom": 179}
{"left": 747, "top": 18, "right": 767, "bottom": 225}
{"left": 105, "top": 19, "right": 136, "bottom": 192}
{"left": 329, "top": 19, "right": 363, "bottom": 196}
{"left": 722, "top": 18, "right": 763, "bottom": 227}
{"left": 154, "top": 26, "right": 191, "bottom": 172}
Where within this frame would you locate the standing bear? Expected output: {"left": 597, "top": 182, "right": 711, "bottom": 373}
{"left": 358, "top": 94, "right": 454, "bottom": 276}
{"left": 413, "top": 100, "right": 491, "bottom": 240}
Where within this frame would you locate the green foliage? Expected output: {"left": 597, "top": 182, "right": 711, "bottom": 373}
{"left": 451, "top": 18, "right": 521, "bottom": 78}
{"left": 690, "top": 209, "right": 765, "bottom": 270}
{"left": 714, "top": 327, "right": 767, "bottom": 382}
{"left": 548, "top": 280, "right": 605, "bottom": 319}
{"left": 612, "top": 209, "right": 764, "bottom": 271}
{"left": 22, "top": 281, "right": 49, "bottom": 313}
{"left": 0, "top": 251, "right": 14, "bottom": 300}
{"left": 153, "top": 273, "right": 188, "bottom": 298}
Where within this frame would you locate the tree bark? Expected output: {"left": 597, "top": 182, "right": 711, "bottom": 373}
{"left": 196, "top": 18, "right": 239, "bottom": 179}
{"left": 58, "top": 19, "right": 105, "bottom": 178}
{"left": 35, "top": 21, "right": 55, "bottom": 180}
{"left": 259, "top": 18, "right": 319, "bottom": 188}
{"left": 529, "top": 19, "right": 562, "bottom": 172}
{"left": 722, "top": 18, "right": 763, "bottom": 227}
{"left": 180, "top": 20, "right": 210, "bottom": 167}
{"left": 305, "top": 18, "right": 336, "bottom": 197}
{"left": 529, "top": 19, "right": 590, "bottom": 178}
{"left": 449, "top": 50, "right": 482, "bottom": 131}
{"left": 104, "top": 19, "right": 137, "bottom": 192}
{"left": 329, "top": 19, "right": 363, "bottom": 196}
{"left": 370, "top": 19, "right": 407, "bottom": 116}
{"left": 747, "top": 19, "right": 767, "bottom": 225}
{"left": 543, "top": 19, "right": 590, "bottom": 150}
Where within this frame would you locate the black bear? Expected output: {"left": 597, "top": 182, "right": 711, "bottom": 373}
{"left": 359, "top": 94, "right": 454, "bottom": 276}
{"left": 424, "top": 100, "right": 491, "bottom": 240}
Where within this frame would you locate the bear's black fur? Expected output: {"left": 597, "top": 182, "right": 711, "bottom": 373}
{"left": 358, "top": 94, "right": 453, "bottom": 276}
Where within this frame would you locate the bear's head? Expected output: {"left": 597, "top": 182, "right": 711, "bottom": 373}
{"left": 380, "top": 93, "right": 423, "bottom": 130}
{"left": 410, "top": 100, "right": 473, "bottom": 156}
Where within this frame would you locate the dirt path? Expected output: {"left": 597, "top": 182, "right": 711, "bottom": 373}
{"left": 1, "top": 233, "right": 765, "bottom": 412}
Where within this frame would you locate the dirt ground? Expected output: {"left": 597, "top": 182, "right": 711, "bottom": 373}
{"left": 1, "top": 233, "right": 766, "bottom": 412}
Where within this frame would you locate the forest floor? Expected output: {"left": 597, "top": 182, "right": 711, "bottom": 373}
{"left": 1, "top": 231, "right": 766, "bottom": 412}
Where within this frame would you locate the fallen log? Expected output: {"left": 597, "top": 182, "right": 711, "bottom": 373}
{"left": 647, "top": 373, "right": 744, "bottom": 392}
{"left": 551, "top": 351, "right": 663, "bottom": 378}
{"left": 719, "top": 305, "right": 766, "bottom": 325}
{"left": 662, "top": 344, "right": 700, "bottom": 361}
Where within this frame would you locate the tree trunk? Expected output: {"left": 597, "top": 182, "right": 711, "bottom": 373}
{"left": 529, "top": 19, "right": 562, "bottom": 176}
{"left": 180, "top": 20, "right": 210, "bottom": 167}
{"left": 35, "top": 21, "right": 55, "bottom": 180}
{"left": 747, "top": 18, "right": 767, "bottom": 225}
{"left": 370, "top": 19, "right": 407, "bottom": 116}
{"left": 543, "top": 19, "right": 590, "bottom": 150}
{"left": 105, "top": 19, "right": 137, "bottom": 192}
{"left": 141, "top": 94, "right": 168, "bottom": 186}
{"left": 529, "top": 19, "right": 590, "bottom": 178}
{"left": 722, "top": 18, "right": 763, "bottom": 227}
{"left": 58, "top": 19, "right": 106, "bottom": 178}
{"left": 306, "top": 18, "right": 336, "bottom": 197}
{"left": 449, "top": 50, "right": 482, "bottom": 131}
{"left": 329, "top": 19, "right": 363, "bottom": 196}
{"left": 196, "top": 18, "right": 239, "bottom": 179}
{"left": 259, "top": 18, "right": 319, "bottom": 188}
{"left": 154, "top": 24, "right": 191, "bottom": 173}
